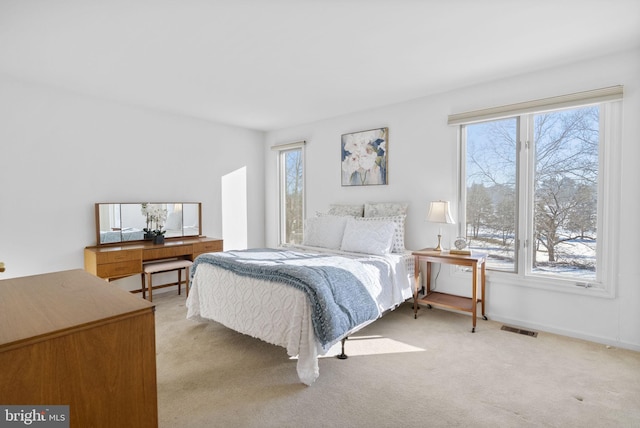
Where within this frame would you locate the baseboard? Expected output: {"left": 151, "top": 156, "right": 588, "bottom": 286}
{"left": 489, "top": 314, "right": 640, "bottom": 352}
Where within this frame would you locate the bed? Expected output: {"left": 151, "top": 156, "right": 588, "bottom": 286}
{"left": 186, "top": 203, "right": 414, "bottom": 385}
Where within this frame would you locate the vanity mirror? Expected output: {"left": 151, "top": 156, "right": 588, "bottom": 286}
{"left": 95, "top": 202, "right": 202, "bottom": 245}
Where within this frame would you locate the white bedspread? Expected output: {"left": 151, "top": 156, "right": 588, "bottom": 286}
{"left": 186, "top": 245, "right": 414, "bottom": 385}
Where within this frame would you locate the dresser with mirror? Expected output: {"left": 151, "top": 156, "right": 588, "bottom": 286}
{"left": 85, "top": 202, "right": 223, "bottom": 281}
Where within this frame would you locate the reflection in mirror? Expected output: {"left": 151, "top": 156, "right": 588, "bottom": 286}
{"left": 121, "top": 203, "right": 147, "bottom": 241}
{"left": 182, "top": 204, "right": 200, "bottom": 237}
{"left": 164, "top": 204, "right": 183, "bottom": 238}
{"left": 96, "top": 202, "right": 201, "bottom": 245}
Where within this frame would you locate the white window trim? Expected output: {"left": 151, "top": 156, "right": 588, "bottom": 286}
{"left": 273, "top": 141, "right": 306, "bottom": 246}
{"left": 452, "top": 90, "right": 622, "bottom": 298}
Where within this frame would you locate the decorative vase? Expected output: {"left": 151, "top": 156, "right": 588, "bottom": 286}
{"left": 153, "top": 235, "right": 165, "bottom": 245}
{"left": 144, "top": 232, "right": 154, "bottom": 240}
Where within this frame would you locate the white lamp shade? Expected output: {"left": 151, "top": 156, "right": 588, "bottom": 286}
{"left": 426, "top": 201, "right": 455, "bottom": 224}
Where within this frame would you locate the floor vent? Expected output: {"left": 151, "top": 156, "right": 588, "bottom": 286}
{"left": 501, "top": 325, "right": 538, "bottom": 337}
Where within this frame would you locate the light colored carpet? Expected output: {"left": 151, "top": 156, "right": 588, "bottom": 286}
{"left": 153, "top": 292, "right": 640, "bottom": 427}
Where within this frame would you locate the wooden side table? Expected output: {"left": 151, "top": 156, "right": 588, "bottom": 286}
{"left": 412, "top": 249, "right": 487, "bottom": 332}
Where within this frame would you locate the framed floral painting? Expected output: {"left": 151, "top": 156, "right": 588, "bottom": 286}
{"left": 341, "top": 127, "right": 388, "bottom": 186}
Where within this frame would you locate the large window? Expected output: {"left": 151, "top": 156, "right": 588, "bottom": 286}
{"left": 454, "top": 87, "right": 622, "bottom": 290}
{"left": 276, "top": 142, "right": 305, "bottom": 245}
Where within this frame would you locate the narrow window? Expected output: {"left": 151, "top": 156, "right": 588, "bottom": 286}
{"left": 275, "top": 142, "right": 305, "bottom": 245}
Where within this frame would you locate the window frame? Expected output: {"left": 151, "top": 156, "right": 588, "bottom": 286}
{"left": 459, "top": 116, "right": 521, "bottom": 274}
{"left": 453, "top": 88, "right": 622, "bottom": 298}
{"left": 273, "top": 141, "right": 306, "bottom": 246}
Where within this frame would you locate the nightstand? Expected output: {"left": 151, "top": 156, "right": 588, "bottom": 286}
{"left": 412, "top": 249, "right": 487, "bottom": 332}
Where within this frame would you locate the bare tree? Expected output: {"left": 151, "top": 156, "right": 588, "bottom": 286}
{"left": 285, "top": 150, "right": 303, "bottom": 244}
{"left": 466, "top": 183, "right": 493, "bottom": 238}
{"left": 466, "top": 118, "right": 517, "bottom": 257}
{"left": 533, "top": 107, "right": 598, "bottom": 265}
{"left": 566, "top": 183, "right": 597, "bottom": 238}
{"left": 465, "top": 106, "right": 598, "bottom": 269}
{"left": 489, "top": 185, "right": 516, "bottom": 246}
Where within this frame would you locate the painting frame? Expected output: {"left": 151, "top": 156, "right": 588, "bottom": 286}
{"left": 341, "top": 127, "right": 389, "bottom": 186}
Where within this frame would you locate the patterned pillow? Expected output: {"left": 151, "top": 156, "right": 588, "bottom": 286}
{"left": 327, "top": 204, "right": 365, "bottom": 217}
{"left": 340, "top": 218, "right": 395, "bottom": 255}
{"left": 355, "top": 215, "right": 406, "bottom": 253}
{"left": 302, "top": 215, "right": 348, "bottom": 249}
{"left": 364, "top": 202, "right": 408, "bottom": 217}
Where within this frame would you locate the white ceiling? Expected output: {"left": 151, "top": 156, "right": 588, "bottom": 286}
{"left": 1, "top": 0, "right": 639, "bottom": 131}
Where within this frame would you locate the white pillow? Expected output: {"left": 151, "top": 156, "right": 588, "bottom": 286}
{"left": 355, "top": 215, "right": 406, "bottom": 253}
{"left": 302, "top": 215, "right": 348, "bottom": 249}
{"left": 340, "top": 218, "right": 395, "bottom": 255}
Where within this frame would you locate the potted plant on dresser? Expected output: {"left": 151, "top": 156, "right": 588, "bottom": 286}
{"left": 141, "top": 203, "right": 167, "bottom": 244}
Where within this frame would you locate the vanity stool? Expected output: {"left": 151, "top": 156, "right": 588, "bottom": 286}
{"left": 141, "top": 259, "right": 193, "bottom": 302}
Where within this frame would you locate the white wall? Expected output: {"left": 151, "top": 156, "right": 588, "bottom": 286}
{"left": 0, "top": 74, "right": 266, "bottom": 288}
{"left": 265, "top": 49, "right": 640, "bottom": 350}
{"left": 1, "top": 49, "right": 637, "bottom": 349}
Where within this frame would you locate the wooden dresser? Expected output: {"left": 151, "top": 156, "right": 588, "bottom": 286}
{"left": 84, "top": 236, "right": 223, "bottom": 280}
{"left": 0, "top": 269, "right": 158, "bottom": 427}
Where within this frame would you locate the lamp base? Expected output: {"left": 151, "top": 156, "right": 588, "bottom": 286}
{"left": 434, "top": 234, "right": 443, "bottom": 251}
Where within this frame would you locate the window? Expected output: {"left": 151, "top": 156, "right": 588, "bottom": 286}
{"left": 453, "top": 87, "right": 622, "bottom": 291}
{"left": 275, "top": 142, "right": 305, "bottom": 245}
{"left": 531, "top": 107, "right": 599, "bottom": 280}
{"left": 464, "top": 117, "right": 518, "bottom": 272}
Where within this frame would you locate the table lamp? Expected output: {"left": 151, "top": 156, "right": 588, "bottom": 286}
{"left": 426, "top": 200, "right": 455, "bottom": 251}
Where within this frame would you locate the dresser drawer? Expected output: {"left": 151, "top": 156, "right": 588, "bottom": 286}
{"left": 98, "top": 249, "right": 143, "bottom": 264}
{"left": 143, "top": 245, "right": 192, "bottom": 261}
{"left": 193, "top": 240, "right": 223, "bottom": 255}
{"left": 97, "top": 260, "right": 141, "bottom": 279}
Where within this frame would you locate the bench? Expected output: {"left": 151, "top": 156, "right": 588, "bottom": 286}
{"left": 141, "top": 259, "right": 193, "bottom": 302}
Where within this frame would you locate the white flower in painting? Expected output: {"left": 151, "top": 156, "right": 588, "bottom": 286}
{"left": 342, "top": 153, "right": 360, "bottom": 175}
{"left": 342, "top": 135, "right": 362, "bottom": 155}
{"left": 358, "top": 143, "right": 377, "bottom": 170}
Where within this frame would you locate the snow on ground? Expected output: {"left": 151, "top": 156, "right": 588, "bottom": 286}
{"left": 467, "top": 234, "right": 596, "bottom": 280}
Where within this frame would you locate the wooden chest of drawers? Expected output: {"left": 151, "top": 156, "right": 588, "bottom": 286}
{"left": 0, "top": 270, "right": 158, "bottom": 427}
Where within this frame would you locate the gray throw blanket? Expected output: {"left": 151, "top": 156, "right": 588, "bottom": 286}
{"left": 192, "top": 248, "right": 379, "bottom": 347}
